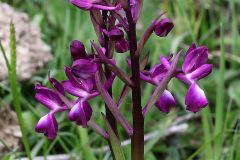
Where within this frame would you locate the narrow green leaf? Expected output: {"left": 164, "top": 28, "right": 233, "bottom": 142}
{"left": 78, "top": 127, "right": 97, "bottom": 160}
{"left": 8, "top": 22, "right": 32, "bottom": 160}
{"left": 102, "top": 114, "right": 126, "bottom": 160}
{"left": 214, "top": 22, "right": 225, "bottom": 160}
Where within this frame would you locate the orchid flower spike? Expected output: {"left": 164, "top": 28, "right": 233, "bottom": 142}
{"left": 69, "top": 0, "right": 120, "bottom": 11}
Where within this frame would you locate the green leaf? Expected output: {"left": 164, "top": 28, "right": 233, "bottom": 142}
{"left": 102, "top": 114, "right": 126, "bottom": 160}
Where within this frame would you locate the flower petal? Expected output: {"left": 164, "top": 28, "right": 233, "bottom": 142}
{"left": 62, "top": 80, "right": 90, "bottom": 98}
{"left": 155, "top": 90, "right": 176, "bottom": 113}
{"left": 64, "top": 66, "right": 94, "bottom": 92}
{"left": 185, "top": 83, "right": 208, "bottom": 113}
{"left": 72, "top": 59, "right": 99, "bottom": 79}
{"left": 189, "top": 64, "right": 213, "bottom": 81}
{"left": 68, "top": 100, "right": 92, "bottom": 128}
{"left": 35, "top": 113, "right": 58, "bottom": 140}
{"left": 182, "top": 46, "right": 208, "bottom": 73}
{"left": 35, "top": 84, "right": 64, "bottom": 110}
{"left": 131, "top": 0, "right": 143, "bottom": 23}
{"left": 49, "top": 77, "right": 65, "bottom": 95}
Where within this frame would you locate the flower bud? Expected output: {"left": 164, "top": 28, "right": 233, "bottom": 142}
{"left": 70, "top": 40, "right": 87, "bottom": 61}
{"left": 104, "top": 27, "right": 124, "bottom": 41}
{"left": 154, "top": 18, "right": 174, "bottom": 37}
{"left": 115, "top": 38, "right": 129, "bottom": 53}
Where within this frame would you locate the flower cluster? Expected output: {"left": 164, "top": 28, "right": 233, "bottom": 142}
{"left": 34, "top": 0, "right": 212, "bottom": 141}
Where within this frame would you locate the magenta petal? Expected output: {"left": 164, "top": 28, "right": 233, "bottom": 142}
{"left": 35, "top": 113, "right": 58, "bottom": 140}
{"left": 70, "top": 40, "right": 87, "bottom": 60}
{"left": 72, "top": 59, "right": 99, "bottom": 79}
{"left": 68, "top": 100, "right": 92, "bottom": 128}
{"left": 189, "top": 64, "right": 213, "bottom": 81}
{"left": 154, "top": 18, "right": 174, "bottom": 37}
{"left": 185, "top": 83, "right": 208, "bottom": 113}
{"left": 185, "top": 43, "right": 197, "bottom": 56}
{"left": 49, "top": 77, "right": 65, "bottom": 95}
{"left": 155, "top": 90, "right": 176, "bottom": 113}
{"left": 35, "top": 84, "right": 64, "bottom": 110}
{"left": 62, "top": 80, "right": 90, "bottom": 98}
{"left": 64, "top": 66, "right": 94, "bottom": 92}
{"left": 182, "top": 46, "right": 208, "bottom": 73}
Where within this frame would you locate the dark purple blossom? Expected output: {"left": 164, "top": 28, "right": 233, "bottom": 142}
{"left": 115, "top": 38, "right": 129, "bottom": 53}
{"left": 70, "top": 40, "right": 87, "bottom": 61}
{"left": 154, "top": 18, "right": 174, "bottom": 37}
{"left": 104, "top": 27, "right": 124, "bottom": 40}
{"left": 69, "top": 0, "right": 120, "bottom": 11}
{"left": 72, "top": 59, "right": 99, "bottom": 79}
{"left": 139, "top": 55, "right": 176, "bottom": 113}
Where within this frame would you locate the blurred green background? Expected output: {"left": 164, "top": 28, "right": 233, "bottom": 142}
{"left": 0, "top": 0, "right": 240, "bottom": 159}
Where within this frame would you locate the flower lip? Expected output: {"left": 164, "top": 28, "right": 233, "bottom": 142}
{"left": 155, "top": 90, "right": 176, "bottom": 113}
{"left": 68, "top": 100, "right": 93, "bottom": 127}
{"left": 185, "top": 83, "right": 208, "bottom": 113}
{"left": 35, "top": 113, "right": 58, "bottom": 140}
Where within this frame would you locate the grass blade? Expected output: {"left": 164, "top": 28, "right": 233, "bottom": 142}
{"left": 8, "top": 22, "right": 32, "bottom": 160}
{"left": 213, "top": 22, "right": 225, "bottom": 160}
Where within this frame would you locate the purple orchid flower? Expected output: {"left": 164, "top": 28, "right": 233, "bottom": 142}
{"left": 104, "top": 27, "right": 129, "bottom": 53}
{"left": 69, "top": 0, "right": 120, "bottom": 11}
{"left": 138, "top": 55, "right": 176, "bottom": 113}
{"left": 177, "top": 44, "right": 212, "bottom": 112}
{"left": 35, "top": 84, "right": 68, "bottom": 139}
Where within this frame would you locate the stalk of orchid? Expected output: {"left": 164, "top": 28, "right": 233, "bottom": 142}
{"left": 34, "top": 0, "right": 212, "bottom": 159}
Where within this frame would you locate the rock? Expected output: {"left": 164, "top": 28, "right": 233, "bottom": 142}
{"left": 0, "top": 105, "right": 21, "bottom": 155}
{"left": 0, "top": 3, "right": 52, "bottom": 81}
